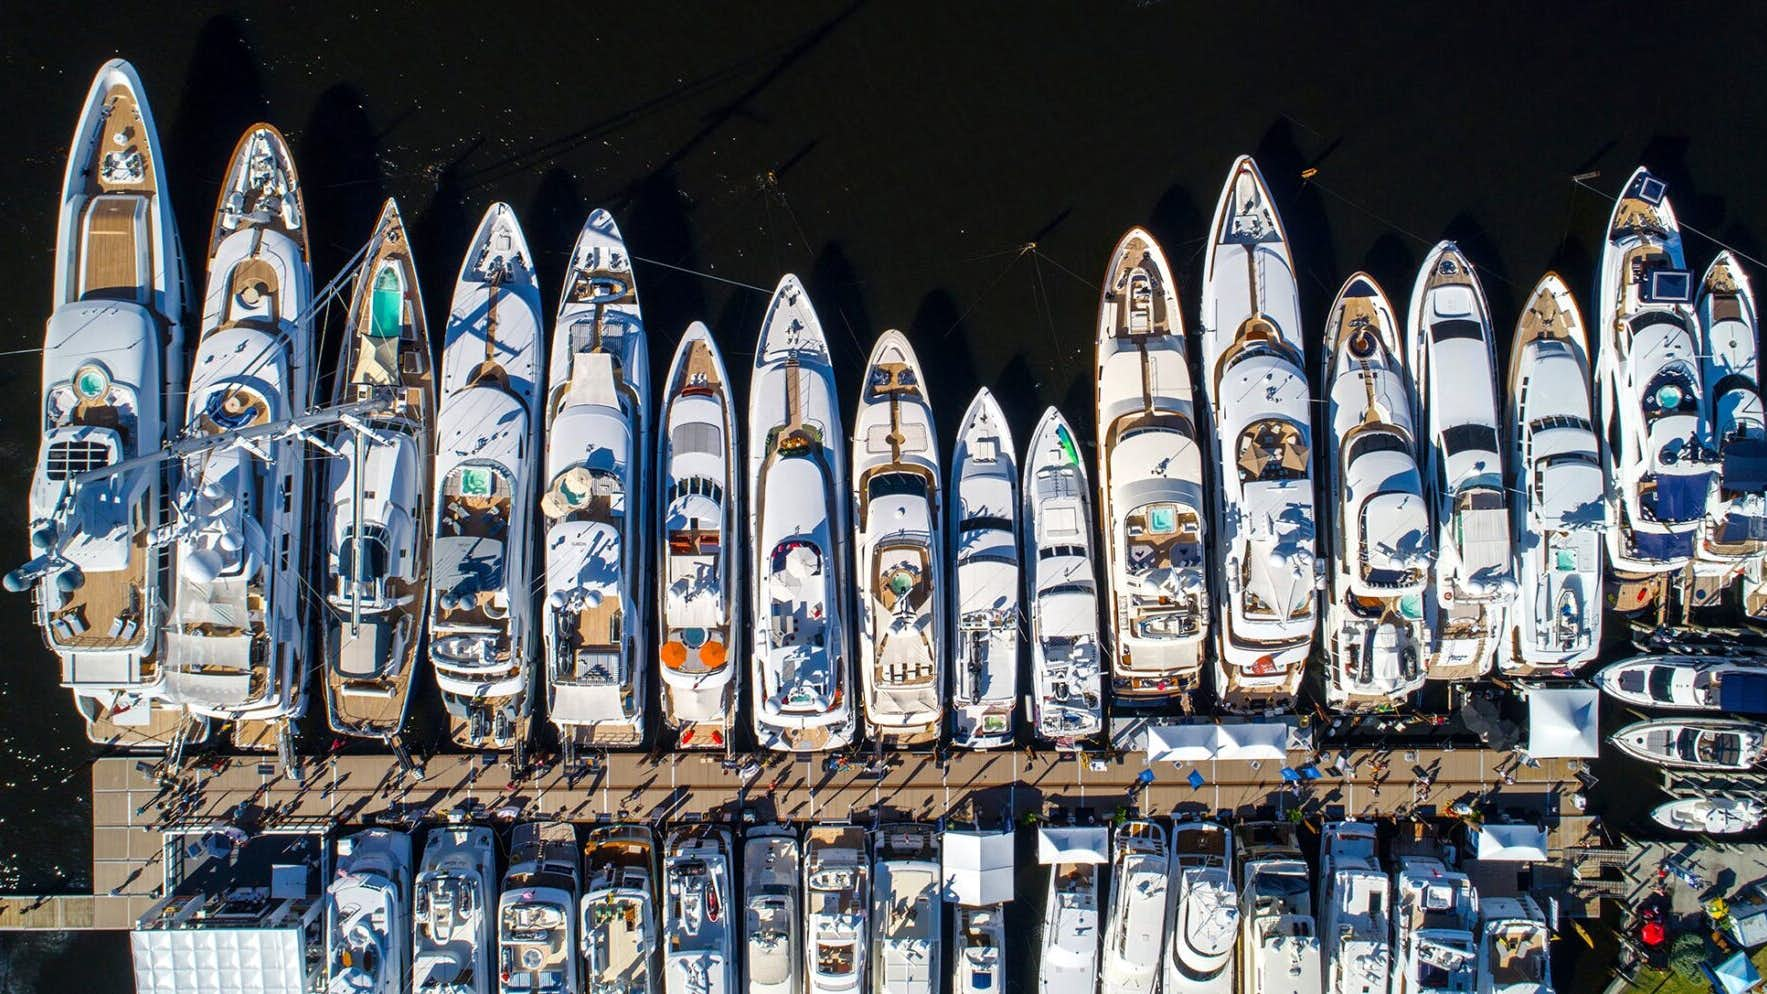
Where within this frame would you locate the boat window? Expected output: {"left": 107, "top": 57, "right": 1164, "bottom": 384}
{"left": 1039, "top": 544, "right": 1085, "bottom": 560}
{"left": 961, "top": 515, "right": 1013, "bottom": 533}
{"left": 869, "top": 471, "right": 928, "bottom": 500}
{"left": 1529, "top": 414, "right": 1592, "bottom": 435}
{"left": 671, "top": 421, "right": 723, "bottom": 457}
{"left": 45, "top": 439, "right": 116, "bottom": 481}
{"left": 1429, "top": 318, "right": 1485, "bottom": 343}
{"left": 1441, "top": 424, "right": 1499, "bottom": 457}
{"left": 1647, "top": 667, "right": 1677, "bottom": 703}
{"left": 338, "top": 526, "right": 390, "bottom": 583}
{"left": 1044, "top": 582, "right": 1094, "bottom": 597}
{"left": 1344, "top": 430, "right": 1410, "bottom": 464}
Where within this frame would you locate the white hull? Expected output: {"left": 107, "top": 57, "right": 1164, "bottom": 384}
{"left": 743, "top": 825, "right": 803, "bottom": 994}
{"left": 1652, "top": 795, "right": 1767, "bottom": 834}
{"left": 1610, "top": 717, "right": 1767, "bottom": 770}
{"left": 1023, "top": 408, "right": 1103, "bottom": 746}
{"left": 663, "top": 827, "right": 736, "bottom": 994}
{"left": 327, "top": 828, "right": 413, "bottom": 994}
{"left": 1163, "top": 822, "right": 1236, "bottom": 994}
{"left": 948, "top": 389, "right": 1019, "bottom": 749}
{"left": 412, "top": 823, "right": 497, "bottom": 994}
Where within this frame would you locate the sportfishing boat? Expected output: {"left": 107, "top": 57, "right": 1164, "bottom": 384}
{"left": 803, "top": 824, "right": 868, "bottom": 994}
{"left": 580, "top": 825, "right": 659, "bottom": 994}
{"left": 1695, "top": 252, "right": 1767, "bottom": 579}
{"left": 1477, "top": 897, "right": 1552, "bottom": 994}
{"left": 499, "top": 822, "right": 580, "bottom": 994}
{"left": 1504, "top": 275, "right": 1604, "bottom": 675}
{"left": 20, "top": 59, "right": 189, "bottom": 744}
{"left": 1391, "top": 844, "right": 1479, "bottom": 994}
{"left": 327, "top": 828, "right": 413, "bottom": 994}
{"left": 1198, "top": 156, "right": 1319, "bottom": 711}
{"left": 1095, "top": 228, "right": 1209, "bottom": 708}
{"left": 1405, "top": 242, "right": 1514, "bottom": 680}
{"left": 1317, "top": 822, "right": 1389, "bottom": 994}
{"left": 412, "top": 820, "right": 498, "bottom": 994}
{"left": 1595, "top": 167, "right": 1715, "bottom": 595}
{"left": 1597, "top": 653, "right": 1767, "bottom": 713}
{"left": 656, "top": 323, "right": 740, "bottom": 750}
{"left": 542, "top": 211, "right": 649, "bottom": 750}
{"left": 662, "top": 826, "right": 736, "bottom": 994}
{"left": 1023, "top": 408, "right": 1103, "bottom": 746}
{"left": 954, "top": 905, "right": 1004, "bottom": 994}
{"left": 1037, "top": 827, "right": 1107, "bottom": 994}
{"left": 1609, "top": 717, "right": 1767, "bottom": 770}
{"left": 1651, "top": 795, "right": 1767, "bottom": 835}
{"left": 742, "top": 824, "right": 802, "bottom": 994}
{"left": 870, "top": 824, "right": 940, "bottom": 994}
{"left": 948, "top": 389, "right": 1019, "bottom": 748}
{"left": 1101, "top": 818, "right": 1168, "bottom": 994}
{"left": 748, "top": 275, "right": 855, "bottom": 752}
{"left": 851, "top": 331, "right": 944, "bottom": 746}
{"left": 430, "top": 204, "right": 543, "bottom": 751}
{"left": 162, "top": 124, "right": 312, "bottom": 747}
{"left": 1321, "top": 274, "right": 1430, "bottom": 709}
{"left": 1164, "top": 821, "right": 1237, "bottom": 994}
{"left": 1234, "top": 822, "right": 1319, "bottom": 994}
{"left": 322, "top": 199, "right": 433, "bottom": 741}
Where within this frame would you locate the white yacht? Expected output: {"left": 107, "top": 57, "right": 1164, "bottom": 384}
{"left": 20, "top": 59, "right": 188, "bottom": 743}
{"left": 742, "top": 825, "right": 802, "bottom": 994}
{"left": 948, "top": 389, "right": 1019, "bottom": 748}
{"left": 1095, "top": 229, "right": 1209, "bottom": 708}
{"left": 322, "top": 199, "right": 433, "bottom": 742}
{"left": 412, "top": 821, "right": 498, "bottom": 994}
{"left": 430, "top": 204, "right": 543, "bottom": 750}
{"left": 1037, "top": 827, "right": 1106, "bottom": 994}
{"left": 1164, "top": 821, "right": 1237, "bottom": 994}
{"left": 1595, "top": 167, "right": 1715, "bottom": 592}
{"left": 1696, "top": 252, "right": 1767, "bottom": 578}
{"left": 580, "top": 825, "right": 658, "bottom": 994}
{"left": 327, "top": 828, "right": 413, "bottom": 994}
{"left": 499, "top": 823, "right": 580, "bottom": 994}
{"left": 1609, "top": 717, "right": 1767, "bottom": 770}
{"left": 1023, "top": 408, "right": 1103, "bottom": 746}
{"left": 1651, "top": 796, "right": 1767, "bottom": 835}
{"left": 1477, "top": 897, "right": 1553, "bottom": 994}
{"left": 953, "top": 903, "right": 1006, "bottom": 994}
{"left": 1405, "top": 242, "right": 1514, "bottom": 680}
{"left": 1101, "top": 818, "right": 1168, "bottom": 994}
{"left": 1597, "top": 653, "right": 1767, "bottom": 713}
{"left": 870, "top": 825, "right": 940, "bottom": 994}
{"left": 1391, "top": 841, "right": 1478, "bottom": 994}
{"left": 162, "top": 125, "right": 312, "bottom": 740}
{"left": 1321, "top": 274, "right": 1430, "bottom": 709}
{"left": 1199, "top": 156, "right": 1319, "bottom": 710}
{"left": 542, "top": 211, "right": 649, "bottom": 750}
{"left": 1318, "top": 822, "right": 1389, "bottom": 994}
{"left": 748, "top": 275, "right": 855, "bottom": 752}
{"left": 656, "top": 323, "right": 740, "bottom": 750}
{"left": 803, "top": 824, "right": 868, "bottom": 994}
{"left": 1504, "top": 275, "right": 1604, "bottom": 675}
{"left": 662, "top": 826, "right": 736, "bottom": 994}
{"left": 852, "top": 331, "right": 944, "bottom": 746}
{"left": 1235, "top": 822, "right": 1320, "bottom": 994}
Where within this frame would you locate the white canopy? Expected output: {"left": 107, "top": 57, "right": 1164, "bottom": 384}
{"left": 942, "top": 828, "right": 1015, "bottom": 906}
{"left": 131, "top": 927, "right": 311, "bottom": 994}
{"left": 1037, "top": 826, "right": 1108, "bottom": 865}
{"left": 1144, "top": 720, "right": 1291, "bottom": 762}
{"left": 1527, "top": 685, "right": 1600, "bottom": 758}
{"left": 1473, "top": 823, "right": 1549, "bottom": 862}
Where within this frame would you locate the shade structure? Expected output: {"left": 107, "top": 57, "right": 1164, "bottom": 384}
{"left": 942, "top": 828, "right": 1015, "bottom": 906}
{"left": 1472, "top": 823, "right": 1549, "bottom": 862}
{"left": 131, "top": 927, "right": 311, "bottom": 994}
{"left": 1527, "top": 685, "right": 1600, "bottom": 758}
{"left": 1709, "top": 950, "right": 1763, "bottom": 994}
{"left": 1144, "top": 720, "right": 1290, "bottom": 762}
{"left": 1037, "top": 826, "right": 1108, "bottom": 864}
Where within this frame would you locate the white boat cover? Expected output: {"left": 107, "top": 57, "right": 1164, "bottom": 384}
{"left": 1527, "top": 686, "right": 1600, "bottom": 758}
{"left": 1036, "top": 827, "right": 1108, "bottom": 865}
{"left": 1472, "top": 824, "right": 1549, "bottom": 862}
{"left": 1144, "top": 721, "right": 1290, "bottom": 762}
{"left": 131, "top": 927, "right": 311, "bottom": 994}
{"left": 941, "top": 829, "right": 1014, "bottom": 906}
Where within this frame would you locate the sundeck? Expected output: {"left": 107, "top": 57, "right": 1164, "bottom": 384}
{"left": 1391, "top": 838, "right": 1478, "bottom": 994}
{"left": 1478, "top": 897, "right": 1553, "bottom": 994}
{"left": 948, "top": 389, "right": 1019, "bottom": 748}
{"left": 1023, "top": 409, "right": 1103, "bottom": 746}
{"left": 499, "top": 823, "right": 580, "bottom": 994}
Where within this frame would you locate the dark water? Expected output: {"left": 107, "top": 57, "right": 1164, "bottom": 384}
{"left": 4, "top": 2, "right": 1767, "bottom": 989}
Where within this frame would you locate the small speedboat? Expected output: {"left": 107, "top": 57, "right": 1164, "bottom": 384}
{"left": 742, "top": 824, "right": 802, "bottom": 994}
{"left": 1597, "top": 653, "right": 1767, "bottom": 713}
{"left": 542, "top": 211, "right": 649, "bottom": 750}
{"left": 1101, "top": 819, "right": 1168, "bottom": 994}
{"left": 1023, "top": 408, "right": 1103, "bottom": 747}
{"left": 803, "top": 824, "right": 868, "bottom": 994}
{"left": 1392, "top": 845, "right": 1478, "bottom": 994}
{"left": 1317, "top": 822, "right": 1389, "bottom": 994}
{"left": 871, "top": 824, "right": 941, "bottom": 994}
{"left": 852, "top": 331, "right": 944, "bottom": 747}
{"left": 1234, "top": 822, "right": 1319, "bottom": 994}
{"left": 327, "top": 829, "right": 413, "bottom": 994}
{"left": 1695, "top": 252, "right": 1767, "bottom": 579}
{"left": 1477, "top": 897, "right": 1554, "bottom": 994}
{"left": 1651, "top": 795, "right": 1767, "bottom": 835}
{"left": 948, "top": 389, "right": 1019, "bottom": 749}
{"left": 499, "top": 823, "right": 581, "bottom": 994}
{"left": 1610, "top": 717, "right": 1767, "bottom": 770}
{"left": 1038, "top": 827, "right": 1107, "bottom": 994}
{"left": 662, "top": 826, "right": 736, "bottom": 994}
{"left": 1163, "top": 821, "right": 1237, "bottom": 994}
{"left": 412, "top": 820, "right": 497, "bottom": 994}
{"left": 581, "top": 825, "right": 659, "bottom": 994}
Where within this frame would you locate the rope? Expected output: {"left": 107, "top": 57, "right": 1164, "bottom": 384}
{"left": 1571, "top": 173, "right": 1767, "bottom": 272}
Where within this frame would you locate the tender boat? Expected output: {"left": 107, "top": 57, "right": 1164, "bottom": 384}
{"left": 1391, "top": 842, "right": 1479, "bottom": 994}
{"left": 499, "top": 823, "right": 580, "bottom": 994}
{"left": 742, "top": 824, "right": 803, "bottom": 994}
{"left": 1163, "top": 821, "right": 1237, "bottom": 994}
{"left": 1037, "top": 827, "right": 1107, "bottom": 994}
{"left": 1101, "top": 818, "right": 1169, "bottom": 994}
{"left": 412, "top": 821, "right": 498, "bottom": 994}
{"left": 870, "top": 824, "right": 940, "bottom": 994}
{"left": 948, "top": 389, "right": 1019, "bottom": 748}
{"left": 1321, "top": 274, "right": 1430, "bottom": 709}
{"left": 1695, "top": 252, "right": 1767, "bottom": 581}
{"left": 952, "top": 904, "right": 1006, "bottom": 994}
{"left": 656, "top": 323, "right": 740, "bottom": 750}
{"left": 162, "top": 125, "right": 312, "bottom": 745}
{"left": 322, "top": 199, "right": 433, "bottom": 741}
{"left": 1023, "top": 408, "right": 1103, "bottom": 746}
{"left": 542, "top": 211, "right": 650, "bottom": 750}
{"left": 1504, "top": 275, "right": 1604, "bottom": 675}
{"left": 1317, "top": 821, "right": 1389, "bottom": 994}
{"left": 1595, "top": 167, "right": 1715, "bottom": 598}
{"left": 1477, "top": 897, "right": 1553, "bottom": 994}
{"left": 580, "top": 825, "right": 659, "bottom": 994}
{"left": 1609, "top": 717, "right": 1767, "bottom": 770}
{"left": 327, "top": 828, "right": 413, "bottom": 994}
{"left": 430, "top": 204, "right": 543, "bottom": 751}
{"left": 1597, "top": 653, "right": 1767, "bottom": 713}
{"left": 1234, "top": 822, "right": 1319, "bottom": 994}
{"left": 1651, "top": 795, "right": 1767, "bottom": 835}
{"left": 1405, "top": 242, "right": 1515, "bottom": 680}
{"left": 21, "top": 59, "right": 189, "bottom": 744}
{"left": 1198, "top": 157, "right": 1319, "bottom": 710}
{"left": 748, "top": 275, "right": 855, "bottom": 752}
{"left": 662, "top": 826, "right": 736, "bottom": 994}
{"left": 851, "top": 332, "right": 944, "bottom": 746}
{"left": 803, "top": 824, "right": 868, "bottom": 994}
{"left": 1095, "top": 229, "right": 1209, "bottom": 709}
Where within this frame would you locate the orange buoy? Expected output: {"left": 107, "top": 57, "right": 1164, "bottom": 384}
{"left": 700, "top": 641, "right": 727, "bottom": 667}
{"left": 661, "top": 641, "right": 687, "bottom": 668}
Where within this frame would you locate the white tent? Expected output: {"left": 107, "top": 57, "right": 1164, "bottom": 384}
{"left": 1527, "top": 685, "right": 1600, "bottom": 758}
{"left": 1473, "top": 823, "right": 1549, "bottom": 862}
{"left": 1144, "top": 721, "right": 1291, "bottom": 763}
{"left": 942, "top": 828, "right": 1015, "bottom": 906}
{"left": 131, "top": 927, "right": 312, "bottom": 994}
{"left": 1037, "top": 826, "right": 1108, "bottom": 864}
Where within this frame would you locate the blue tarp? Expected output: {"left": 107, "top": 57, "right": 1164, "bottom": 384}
{"left": 1719, "top": 673, "right": 1767, "bottom": 716}
{"left": 1650, "top": 472, "right": 1714, "bottom": 523}
{"left": 1632, "top": 528, "right": 1696, "bottom": 561}
{"left": 1707, "top": 950, "right": 1762, "bottom": 994}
